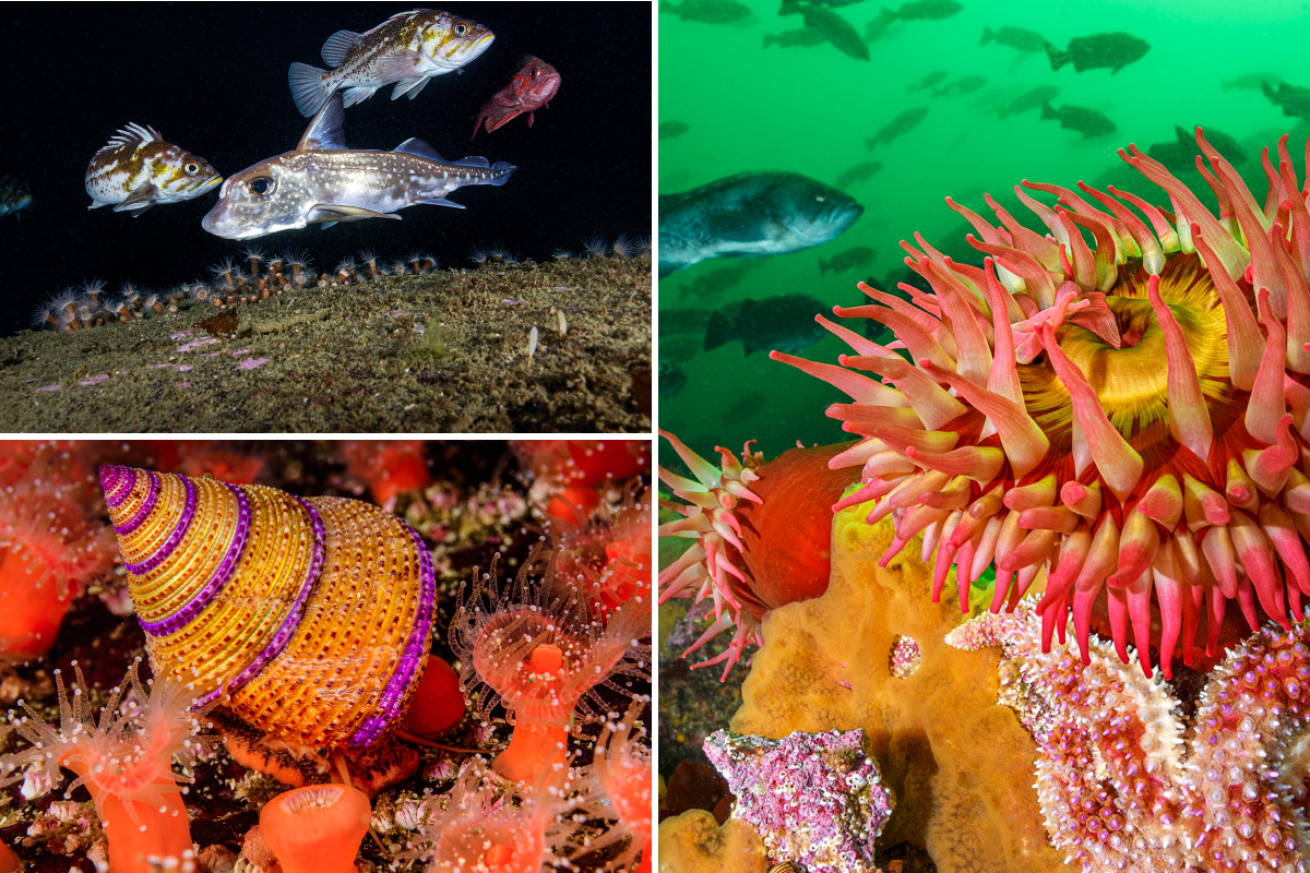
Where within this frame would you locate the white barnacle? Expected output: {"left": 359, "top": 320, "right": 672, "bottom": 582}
{"left": 528, "top": 325, "right": 538, "bottom": 365}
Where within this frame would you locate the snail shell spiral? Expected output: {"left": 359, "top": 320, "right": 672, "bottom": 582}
{"left": 98, "top": 465, "right": 436, "bottom": 752}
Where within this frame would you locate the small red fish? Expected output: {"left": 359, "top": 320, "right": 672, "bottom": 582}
{"left": 472, "top": 56, "right": 561, "bottom": 138}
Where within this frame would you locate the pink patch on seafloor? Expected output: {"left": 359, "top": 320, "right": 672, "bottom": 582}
{"left": 237, "top": 357, "right": 269, "bottom": 370}
{"left": 231, "top": 349, "right": 251, "bottom": 358}
{"left": 171, "top": 331, "right": 192, "bottom": 340}
{"left": 177, "top": 337, "right": 220, "bottom": 353}
{"left": 35, "top": 384, "right": 61, "bottom": 392}
{"left": 79, "top": 374, "right": 110, "bottom": 386}
{"left": 178, "top": 364, "right": 193, "bottom": 372}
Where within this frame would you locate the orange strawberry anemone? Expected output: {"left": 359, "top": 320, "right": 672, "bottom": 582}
{"left": 773, "top": 128, "right": 1310, "bottom": 678}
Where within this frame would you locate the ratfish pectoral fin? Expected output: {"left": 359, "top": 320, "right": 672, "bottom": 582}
{"left": 306, "top": 203, "right": 402, "bottom": 225}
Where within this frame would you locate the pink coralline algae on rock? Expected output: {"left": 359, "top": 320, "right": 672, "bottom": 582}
{"left": 948, "top": 602, "right": 1310, "bottom": 873}
{"left": 703, "top": 728, "right": 893, "bottom": 873}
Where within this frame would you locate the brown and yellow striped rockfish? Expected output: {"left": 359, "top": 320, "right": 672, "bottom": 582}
{"left": 289, "top": 9, "right": 495, "bottom": 117}
{"left": 84, "top": 123, "right": 222, "bottom": 216}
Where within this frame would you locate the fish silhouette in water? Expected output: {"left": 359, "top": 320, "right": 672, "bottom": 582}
{"left": 764, "top": 27, "right": 827, "bottom": 48}
{"left": 659, "top": 171, "right": 862, "bottom": 279}
{"left": 931, "top": 75, "right": 986, "bottom": 98}
{"left": 660, "top": 121, "right": 692, "bottom": 139}
{"left": 1223, "top": 72, "right": 1282, "bottom": 92}
{"left": 980, "top": 25, "right": 1049, "bottom": 53}
{"left": 864, "top": 106, "right": 928, "bottom": 149}
{"left": 818, "top": 245, "right": 875, "bottom": 276}
{"left": 289, "top": 10, "right": 495, "bottom": 117}
{"left": 796, "top": 3, "right": 868, "bottom": 60}
{"left": 867, "top": 0, "right": 962, "bottom": 40}
{"left": 659, "top": 0, "right": 751, "bottom": 24}
{"left": 1039, "top": 102, "right": 1117, "bottom": 139}
{"left": 1046, "top": 32, "right": 1149, "bottom": 75}
{"left": 1147, "top": 126, "right": 1246, "bottom": 169}
{"left": 704, "top": 294, "right": 830, "bottom": 356}
{"left": 202, "top": 91, "right": 514, "bottom": 240}
{"left": 996, "top": 85, "right": 1059, "bottom": 119}
{"left": 835, "top": 160, "right": 884, "bottom": 188}
{"left": 1262, "top": 80, "right": 1310, "bottom": 123}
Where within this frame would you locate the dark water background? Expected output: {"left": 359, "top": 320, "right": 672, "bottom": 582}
{"left": 658, "top": 0, "right": 1310, "bottom": 464}
{"left": 0, "top": 2, "right": 652, "bottom": 338}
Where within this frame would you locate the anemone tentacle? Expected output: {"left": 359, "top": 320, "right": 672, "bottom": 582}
{"left": 777, "top": 128, "right": 1310, "bottom": 678}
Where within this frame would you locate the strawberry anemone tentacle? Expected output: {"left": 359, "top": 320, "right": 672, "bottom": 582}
{"left": 778, "top": 128, "right": 1310, "bottom": 678}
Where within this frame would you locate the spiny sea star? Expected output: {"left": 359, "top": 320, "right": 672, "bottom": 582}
{"left": 947, "top": 602, "right": 1310, "bottom": 872}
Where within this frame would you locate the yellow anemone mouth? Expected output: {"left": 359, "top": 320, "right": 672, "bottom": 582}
{"left": 1022, "top": 253, "right": 1237, "bottom": 457}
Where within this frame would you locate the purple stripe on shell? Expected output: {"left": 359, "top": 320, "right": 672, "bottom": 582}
{"left": 347, "top": 522, "right": 437, "bottom": 750}
{"left": 114, "top": 471, "right": 159, "bottom": 536}
{"left": 99, "top": 465, "right": 135, "bottom": 508}
{"left": 139, "top": 483, "right": 251, "bottom": 638}
{"left": 125, "top": 476, "right": 197, "bottom": 574}
{"left": 192, "top": 496, "right": 326, "bottom": 709}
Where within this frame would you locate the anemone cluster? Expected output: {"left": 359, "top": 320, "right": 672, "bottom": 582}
{"left": 29, "top": 234, "right": 650, "bottom": 333}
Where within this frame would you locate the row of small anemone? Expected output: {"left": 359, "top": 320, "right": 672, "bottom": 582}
{"left": 29, "top": 234, "right": 650, "bottom": 332}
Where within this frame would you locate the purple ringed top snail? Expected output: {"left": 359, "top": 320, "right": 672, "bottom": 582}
{"left": 99, "top": 464, "right": 436, "bottom": 752}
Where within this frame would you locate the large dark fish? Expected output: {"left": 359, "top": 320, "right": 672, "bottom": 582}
{"left": 996, "top": 85, "right": 1059, "bottom": 118}
{"left": 704, "top": 294, "right": 830, "bottom": 356}
{"left": 835, "top": 160, "right": 884, "bottom": 188}
{"left": 660, "top": 121, "right": 692, "bottom": 139}
{"left": 863, "top": 106, "right": 928, "bottom": 149}
{"left": 202, "top": 91, "right": 514, "bottom": 240}
{"left": 1046, "top": 32, "right": 1149, "bottom": 75}
{"left": 288, "top": 10, "right": 494, "bottom": 117}
{"left": 779, "top": 0, "right": 867, "bottom": 12}
{"left": 659, "top": 0, "right": 751, "bottom": 23}
{"left": 799, "top": 4, "right": 869, "bottom": 60}
{"left": 1262, "top": 80, "right": 1310, "bottom": 123}
{"left": 1039, "top": 102, "right": 1117, "bottom": 139}
{"left": 980, "top": 25, "right": 1049, "bottom": 52}
{"left": 659, "top": 172, "right": 862, "bottom": 279}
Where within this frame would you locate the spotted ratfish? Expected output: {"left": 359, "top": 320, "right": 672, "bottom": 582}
{"left": 202, "top": 90, "right": 515, "bottom": 240}
{"left": 659, "top": 171, "right": 862, "bottom": 279}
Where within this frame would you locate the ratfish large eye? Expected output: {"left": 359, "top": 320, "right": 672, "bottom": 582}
{"left": 248, "top": 176, "right": 276, "bottom": 196}
{"left": 454, "top": 22, "right": 468, "bottom": 35}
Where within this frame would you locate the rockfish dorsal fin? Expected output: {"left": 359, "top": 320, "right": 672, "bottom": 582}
{"left": 297, "top": 90, "right": 349, "bottom": 152}
{"left": 320, "top": 29, "right": 362, "bottom": 67}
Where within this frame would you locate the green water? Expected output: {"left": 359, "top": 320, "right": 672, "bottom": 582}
{"left": 658, "top": 0, "right": 1310, "bottom": 464}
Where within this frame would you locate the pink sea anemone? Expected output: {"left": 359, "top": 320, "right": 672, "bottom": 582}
{"left": 776, "top": 128, "right": 1310, "bottom": 678}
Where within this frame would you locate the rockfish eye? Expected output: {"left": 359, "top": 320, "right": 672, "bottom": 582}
{"left": 185, "top": 163, "right": 199, "bottom": 175}
{"left": 248, "top": 177, "right": 276, "bottom": 196}
{"left": 454, "top": 22, "right": 468, "bottom": 35}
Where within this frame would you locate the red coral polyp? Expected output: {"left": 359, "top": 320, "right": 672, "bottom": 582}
{"left": 776, "top": 129, "right": 1310, "bottom": 678}
{"left": 451, "top": 545, "right": 651, "bottom": 783}
{"left": 0, "top": 660, "right": 213, "bottom": 873}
